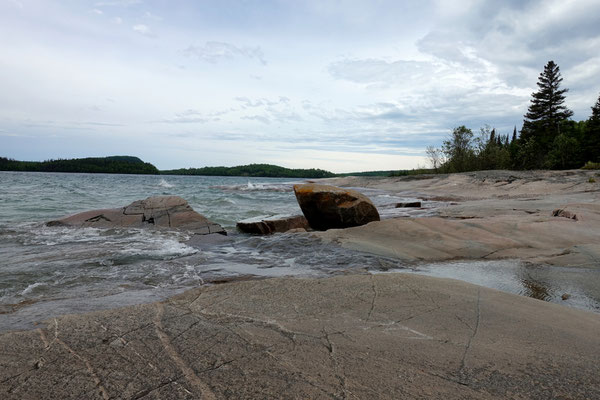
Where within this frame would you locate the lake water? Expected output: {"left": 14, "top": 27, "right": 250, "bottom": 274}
{"left": 1, "top": 171, "right": 598, "bottom": 331}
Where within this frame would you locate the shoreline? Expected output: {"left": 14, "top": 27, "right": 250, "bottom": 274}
{"left": 315, "top": 169, "right": 600, "bottom": 267}
{"left": 1, "top": 169, "right": 600, "bottom": 397}
{"left": 1, "top": 272, "right": 599, "bottom": 399}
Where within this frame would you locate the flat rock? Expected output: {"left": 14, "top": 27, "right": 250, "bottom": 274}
{"left": 236, "top": 214, "right": 309, "bottom": 234}
{"left": 46, "top": 195, "right": 226, "bottom": 235}
{"left": 0, "top": 273, "right": 598, "bottom": 399}
{"left": 293, "top": 183, "right": 380, "bottom": 230}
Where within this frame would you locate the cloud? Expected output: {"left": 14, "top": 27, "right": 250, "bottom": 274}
{"left": 240, "top": 115, "right": 271, "bottom": 124}
{"left": 111, "top": 17, "right": 123, "bottom": 24}
{"left": 132, "top": 24, "right": 154, "bottom": 37}
{"left": 95, "top": 0, "right": 142, "bottom": 6}
{"left": 183, "top": 42, "right": 267, "bottom": 65}
{"left": 143, "top": 11, "right": 162, "bottom": 21}
{"left": 328, "top": 58, "right": 437, "bottom": 87}
{"left": 91, "top": 9, "right": 103, "bottom": 15}
{"left": 161, "top": 109, "right": 232, "bottom": 124}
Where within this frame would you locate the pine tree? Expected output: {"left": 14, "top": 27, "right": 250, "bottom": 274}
{"left": 489, "top": 128, "right": 496, "bottom": 145}
{"left": 582, "top": 93, "right": 600, "bottom": 163}
{"left": 520, "top": 61, "right": 573, "bottom": 167}
{"left": 511, "top": 126, "right": 517, "bottom": 143}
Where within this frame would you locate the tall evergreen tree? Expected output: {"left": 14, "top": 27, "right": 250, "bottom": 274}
{"left": 520, "top": 61, "right": 573, "bottom": 167}
{"left": 511, "top": 126, "right": 517, "bottom": 143}
{"left": 582, "top": 93, "right": 600, "bottom": 163}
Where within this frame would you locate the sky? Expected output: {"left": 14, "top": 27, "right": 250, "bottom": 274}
{"left": 1, "top": 0, "right": 599, "bottom": 173}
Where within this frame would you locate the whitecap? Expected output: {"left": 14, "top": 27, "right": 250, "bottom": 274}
{"left": 21, "top": 282, "right": 45, "bottom": 295}
{"left": 158, "top": 179, "right": 175, "bottom": 188}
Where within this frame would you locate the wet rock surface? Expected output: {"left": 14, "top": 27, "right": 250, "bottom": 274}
{"left": 236, "top": 214, "right": 309, "bottom": 234}
{"left": 1, "top": 273, "right": 599, "bottom": 399}
{"left": 293, "top": 183, "right": 380, "bottom": 231}
{"left": 47, "top": 195, "right": 226, "bottom": 235}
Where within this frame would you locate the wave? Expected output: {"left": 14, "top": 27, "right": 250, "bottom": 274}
{"left": 158, "top": 179, "right": 175, "bottom": 188}
{"left": 210, "top": 182, "right": 293, "bottom": 193}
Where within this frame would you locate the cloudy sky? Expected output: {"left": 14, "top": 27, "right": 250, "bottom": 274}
{"left": 1, "top": 0, "right": 599, "bottom": 172}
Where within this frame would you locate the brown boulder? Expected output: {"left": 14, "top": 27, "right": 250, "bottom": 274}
{"left": 236, "top": 214, "right": 309, "bottom": 234}
{"left": 293, "top": 183, "right": 380, "bottom": 230}
{"left": 47, "top": 195, "right": 226, "bottom": 235}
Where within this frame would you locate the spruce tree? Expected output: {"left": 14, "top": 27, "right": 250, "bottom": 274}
{"left": 582, "top": 93, "right": 600, "bottom": 163}
{"left": 511, "top": 126, "right": 517, "bottom": 143}
{"left": 520, "top": 61, "right": 573, "bottom": 167}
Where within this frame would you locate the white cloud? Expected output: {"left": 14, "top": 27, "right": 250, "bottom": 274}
{"left": 95, "top": 0, "right": 142, "bottom": 7}
{"left": 111, "top": 17, "right": 123, "bottom": 24}
{"left": 184, "top": 42, "right": 267, "bottom": 65}
{"left": 91, "top": 9, "right": 103, "bottom": 15}
{"left": 132, "top": 24, "right": 154, "bottom": 37}
{"left": 143, "top": 11, "right": 162, "bottom": 21}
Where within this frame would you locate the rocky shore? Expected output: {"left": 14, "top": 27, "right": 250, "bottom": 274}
{"left": 317, "top": 169, "right": 600, "bottom": 267}
{"left": 2, "top": 274, "right": 599, "bottom": 399}
{"left": 1, "top": 169, "right": 599, "bottom": 399}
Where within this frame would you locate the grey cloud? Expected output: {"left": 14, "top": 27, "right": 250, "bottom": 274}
{"left": 184, "top": 42, "right": 267, "bottom": 65}
{"left": 418, "top": 0, "right": 600, "bottom": 92}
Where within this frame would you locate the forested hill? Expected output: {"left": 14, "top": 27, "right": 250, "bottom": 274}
{"left": 161, "top": 163, "right": 335, "bottom": 178}
{"left": 0, "top": 156, "right": 159, "bottom": 175}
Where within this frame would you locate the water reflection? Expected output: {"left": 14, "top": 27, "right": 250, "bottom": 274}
{"left": 377, "top": 259, "right": 600, "bottom": 313}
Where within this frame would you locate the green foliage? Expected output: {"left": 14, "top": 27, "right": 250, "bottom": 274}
{"left": 0, "top": 156, "right": 159, "bottom": 174}
{"left": 389, "top": 168, "right": 434, "bottom": 177}
{"left": 582, "top": 93, "right": 600, "bottom": 163}
{"left": 336, "top": 170, "right": 397, "bottom": 177}
{"left": 442, "top": 126, "right": 475, "bottom": 172}
{"left": 160, "top": 163, "right": 335, "bottom": 178}
{"left": 589, "top": 177, "right": 596, "bottom": 183}
{"left": 582, "top": 161, "right": 600, "bottom": 170}
{"left": 520, "top": 61, "right": 573, "bottom": 167}
{"left": 545, "top": 134, "right": 580, "bottom": 169}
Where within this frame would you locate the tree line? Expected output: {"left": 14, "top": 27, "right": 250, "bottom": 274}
{"left": 429, "top": 61, "right": 600, "bottom": 172}
{"left": 161, "top": 163, "right": 335, "bottom": 178}
{"left": 0, "top": 156, "right": 160, "bottom": 175}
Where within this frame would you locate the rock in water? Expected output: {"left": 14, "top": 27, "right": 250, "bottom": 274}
{"left": 395, "top": 201, "right": 422, "bottom": 208}
{"left": 47, "top": 195, "right": 226, "bottom": 235}
{"left": 293, "top": 183, "right": 380, "bottom": 230}
{"left": 236, "top": 214, "right": 309, "bottom": 234}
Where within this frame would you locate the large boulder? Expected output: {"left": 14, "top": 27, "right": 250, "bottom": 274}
{"left": 47, "top": 195, "right": 226, "bottom": 235}
{"left": 293, "top": 183, "right": 380, "bottom": 230}
{"left": 236, "top": 214, "right": 309, "bottom": 234}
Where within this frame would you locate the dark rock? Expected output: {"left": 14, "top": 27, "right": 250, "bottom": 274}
{"left": 237, "top": 214, "right": 309, "bottom": 234}
{"left": 395, "top": 201, "right": 422, "bottom": 208}
{"left": 552, "top": 209, "right": 578, "bottom": 221}
{"left": 293, "top": 183, "right": 380, "bottom": 231}
{"left": 46, "top": 196, "right": 226, "bottom": 235}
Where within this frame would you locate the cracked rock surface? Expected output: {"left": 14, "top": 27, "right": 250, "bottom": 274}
{"left": 1, "top": 273, "right": 599, "bottom": 399}
{"left": 46, "top": 196, "right": 225, "bottom": 236}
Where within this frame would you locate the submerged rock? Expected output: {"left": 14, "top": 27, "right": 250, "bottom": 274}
{"left": 236, "top": 214, "right": 309, "bottom": 234}
{"left": 46, "top": 195, "right": 226, "bottom": 235}
{"left": 293, "top": 183, "right": 380, "bottom": 231}
{"left": 396, "top": 201, "right": 422, "bottom": 208}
